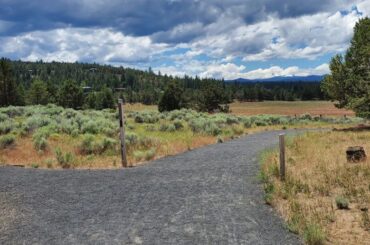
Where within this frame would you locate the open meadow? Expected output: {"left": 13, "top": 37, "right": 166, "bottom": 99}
{"left": 0, "top": 103, "right": 363, "bottom": 169}
{"left": 119, "top": 101, "right": 355, "bottom": 117}
{"left": 230, "top": 101, "right": 355, "bottom": 116}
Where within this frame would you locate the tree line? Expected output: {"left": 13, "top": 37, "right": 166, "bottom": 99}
{"left": 1, "top": 58, "right": 324, "bottom": 112}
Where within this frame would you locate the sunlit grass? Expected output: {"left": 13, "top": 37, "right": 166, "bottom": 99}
{"left": 261, "top": 131, "right": 370, "bottom": 244}
{"left": 230, "top": 101, "right": 354, "bottom": 116}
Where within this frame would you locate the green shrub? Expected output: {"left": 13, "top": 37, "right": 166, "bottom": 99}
{"left": 134, "top": 148, "right": 156, "bottom": 161}
{"left": 62, "top": 108, "right": 79, "bottom": 119}
{"left": 300, "top": 113, "right": 312, "bottom": 120}
{"left": 243, "top": 118, "right": 252, "bottom": 128}
{"left": 205, "top": 123, "right": 221, "bottom": 136}
{"left": 0, "top": 113, "right": 9, "bottom": 122}
{"left": 335, "top": 196, "right": 349, "bottom": 209}
{"left": 145, "top": 125, "right": 156, "bottom": 131}
{"left": 45, "top": 159, "right": 54, "bottom": 168}
{"left": 232, "top": 125, "right": 244, "bottom": 135}
{"left": 138, "top": 136, "right": 157, "bottom": 148}
{"left": 125, "top": 132, "right": 139, "bottom": 146}
{"left": 81, "top": 120, "right": 99, "bottom": 134}
{"left": 100, "top": 137, "right": 117, "bottom": 153}
{"left": 55, "top": 147, "right": 74, "bottom": 168}
{"left": 173, "top": 119, "right": 184, "bottom": 130}
{"left": 79, "top": 134, "right": 96, "bottom": 154}
{"left": 133, "top": 150, "right": 145, "bottom": 161}
{"left": 254, "top": 119, "right": 268, "bottom": 127}
{"left": 0, "top": 134, "right": 15, "bottom": 149}
{"left": 226, "top": 116, "right": 239, "bottom": 125}
{"left": 24, "top": 115, "right": 52, "bottom": 132}
{"left": 0, "top": 121, "right": 14, "bottom": 135}
{"left": 134, "top": 115, "right": 144, "bottom": 123}
{"left": 189, "top": 118, "right": 221, "bottom": 136}
{"left": 58, "top": 119, "right": 77, "bottom": 134}
{"left": 303, "top": 223, "right": 325, "bottom": 245}
{"left": 144, "top": 148, "right": 156, "bottom": 161}
{"left": 32, "top": 127, "right": 52, "bottom": 151}
{"left": 159, "top": 124, "right": 176, "bottom": 132}
{"left": 0, "top": 106, "right": 24, "bottom": 117}
{"left": 33, "top": 136, "right": 48, "bottom": 151}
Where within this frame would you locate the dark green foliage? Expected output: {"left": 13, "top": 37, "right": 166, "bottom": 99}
{"left": 96, "top": 87, "right": 115, "bottom": 109}
{"left": 57, "top": 80, "right": 84, "bottom": 109}
{"left": 158, "top": 81, "right": 184, "bottom": 112}
{"left": 28, "top": 79, "right": 49, "bottom": 105}
{"left": 0, "top": 58, "right": 19, "bottom": 106}
{"left": 322, "top": 17, "right": 370, "bottom": 118}
{"left": 198, "top": 79, "right": 230, "bottom": 112}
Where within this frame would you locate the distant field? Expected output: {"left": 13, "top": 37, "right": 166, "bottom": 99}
{"left": 125, "top": 103, "right": 157, "bottom": 112}
{"left": 230, "top": 101, "right": 354, "bottom": 116}
{"left": 125, "top": 101, "right": 355, "bottom": 117}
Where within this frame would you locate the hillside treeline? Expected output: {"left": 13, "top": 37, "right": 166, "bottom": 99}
{"left": 1, "top": 59, "right": 324, "bottom": 111}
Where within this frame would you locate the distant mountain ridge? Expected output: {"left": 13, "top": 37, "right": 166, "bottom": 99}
{"left": 227, "top": 75, "right": 325, "bottom": 83}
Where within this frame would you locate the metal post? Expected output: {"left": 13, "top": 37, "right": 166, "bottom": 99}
{"left": 118, "top": 99, "right": 128, "bottom": 167}
{"left": 279, "top": 134, "right": 286, "bottom": 181}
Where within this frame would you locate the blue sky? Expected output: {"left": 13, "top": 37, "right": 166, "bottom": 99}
{"left": 0, "top": 0, "right": 369, "bottom": 79}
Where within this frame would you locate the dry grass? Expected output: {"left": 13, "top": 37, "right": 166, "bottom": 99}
{"left": 125, "top": 103, "right": 157, "bottom": 112}
{"left": 0, "top": 131, "right": 218, "bottom": 169}
{"left": 261, "top": 130, "right": 370, "bottom": 244}
{"left": 113, "top": 101, "right": 354, "bottom": 117}
{"left": 231, "top": 101, "right": 354, "bottom": 116}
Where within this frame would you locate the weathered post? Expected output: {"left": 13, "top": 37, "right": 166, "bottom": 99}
{"left": 279, "top": 133, "right": 286, "bottom": 181}
{"left": 118, "top": 99, "right": 128, "bottom": 167}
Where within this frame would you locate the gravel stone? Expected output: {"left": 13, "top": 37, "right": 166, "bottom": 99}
{"left": 0, "top": 130, "right": 303, "bottom": 244}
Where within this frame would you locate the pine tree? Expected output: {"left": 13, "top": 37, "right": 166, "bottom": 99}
{"left": 322, "top": 17, "right": 370, "bottom": 118}
{"left": 57, "top": 80, "right": 84, "bottom": 109}
{"left": 28, "top": 79, "right": 49, "bottom": 105}
{"left": 0, "top": 58, "right": 18, "bottom": 106}
{"left": 158, "top": 81, "right": 184, "bottom": 112}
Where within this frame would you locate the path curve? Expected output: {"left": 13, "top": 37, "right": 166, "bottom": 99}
{"left": 0, "top": 130, "right": 302, "bottom": 245}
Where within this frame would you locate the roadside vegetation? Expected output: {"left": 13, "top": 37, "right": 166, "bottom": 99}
{"left": 260, "top": 131, "right": 370, "bottom": 244}
{"left": 0, "top": 104, "right": 362, "bottom": 169}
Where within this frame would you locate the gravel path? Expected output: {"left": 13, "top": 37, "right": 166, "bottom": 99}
{"left": 0, "top": 130, "right": 302, "bottom": 245}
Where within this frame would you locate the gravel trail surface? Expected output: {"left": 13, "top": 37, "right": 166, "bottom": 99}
{"left": 0, "top": 130, "right": 302, "bottom": 244}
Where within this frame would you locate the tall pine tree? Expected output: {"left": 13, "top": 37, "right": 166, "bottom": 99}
{"left": 322, "top": 17, "right": 370, "bottom": 118}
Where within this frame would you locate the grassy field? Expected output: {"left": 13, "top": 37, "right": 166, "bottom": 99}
{"left": 123, "top": 101, "right": 355, "bottom": 116}
{"left": 230, "top": 101, "right": 354, "bottom": 116}
{"left": 0, "top": 104, "right": 363, "bottom": 169}
{"left": 261, "top": 131, "right": 370, "bottom": 244}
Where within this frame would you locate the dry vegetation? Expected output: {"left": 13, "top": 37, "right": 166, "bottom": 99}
{"left": 261, "top": 131, "right": 370, "bottom": 244}
{"left": 0, "top": 104, "right": 362, "bottom": 169}
{"left": 230, "top": 101, "right": 355, "bottom": 116}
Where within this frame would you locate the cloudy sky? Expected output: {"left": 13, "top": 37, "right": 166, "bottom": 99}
{"left": 0, "top": 0, "right": 369, "bottom": 79}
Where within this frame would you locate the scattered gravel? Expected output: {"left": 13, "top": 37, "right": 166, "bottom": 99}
{"left": 0, "top": 130, "right": 303, "bottom": 244}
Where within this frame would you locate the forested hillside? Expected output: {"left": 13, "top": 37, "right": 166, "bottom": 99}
{"left": 1, "top": 59, "right": 324, "bottom": 110}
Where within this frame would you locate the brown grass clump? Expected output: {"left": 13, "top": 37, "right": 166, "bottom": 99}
{"left": 261, "top": 131, "right": 370, "bottom": 245}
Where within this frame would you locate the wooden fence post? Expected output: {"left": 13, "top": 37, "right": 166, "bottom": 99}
{"left": 279, "top": 133, "right": 286, "bottom": 181}
{"left": 118, "top": 99, "right": 128, "bottom": 168}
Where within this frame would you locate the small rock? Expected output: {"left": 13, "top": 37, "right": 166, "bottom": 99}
{"left": 346, "top": 146, "right": 367, "bottom": 163}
